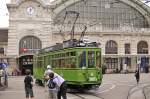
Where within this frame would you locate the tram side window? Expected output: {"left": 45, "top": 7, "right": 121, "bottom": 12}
{"left": 71, "top": 58, "right": 76, "bottom": 68}
{"left": 38, "top": 61, "right": 42, "bottom": 67}
{"left": 60, "top": 59, "right": 65, "bottom": 67}
{"left": 48, "top": 55, "right": 52, "bottom": 66}
{"left": 79, "top": 51, "right": 86, "bottom": 68}
{"left": 88, "top": 51, "right": 95, "bottom": 68}
{"left": 96, "top": 51, "right": 101, "bottom": 67}
{"left": 52, "top": 60, "right": 58, "bottom": 68}
{"left": 65, "top": 58, "right": 70, "bottom": 68}
{"left": 70, "top": 52, "right": 76, "bottom": 56}
{"left": 62, "top": 53, "right": 65, "bottom": 57}
{"left": 66, "top": 52, "right": 69, "bottom": 57}
{"left": 33, "top": 58, "right": 36, "bottom": 67}
{"left": 37, "top": 57, "right": 43, "bottom": 67}
{"left": 44, "top": 56, "right": 49, "bottom": 68}
{"left": 65, "top": 58, "right": 76, "bottom": 68}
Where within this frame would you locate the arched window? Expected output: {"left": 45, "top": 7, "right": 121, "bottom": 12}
{"left": 19, "top": 36, "right": 42, "bottom": 54}
{"left": 105, "top": 40, "right": 118, "bottom": 54}
{"left": 137, "top": 41, "right": 148, "bottom": 54}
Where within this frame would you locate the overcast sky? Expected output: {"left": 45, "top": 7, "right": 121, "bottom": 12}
{"left": 0, "top": 0, "right": 149, "bottom": 28}
{"left": 0, "top": 0, "right": 10, "bottom": 28}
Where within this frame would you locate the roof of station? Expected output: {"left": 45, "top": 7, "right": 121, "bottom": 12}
{"left": 6, "top": 0, "right": 150, "bottom": 28}
{"left": 50, "top": 0, "right": 150, "bottom": 12}
{"left": 49, "top": 0, "right": 150, "bottom": 29}
{"left": 7, "top": 0, "right": 150, "bottom": 18}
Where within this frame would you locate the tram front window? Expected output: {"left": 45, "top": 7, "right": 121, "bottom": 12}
{"left": 88, "top": 51, "right": 95, "bottom": 68}
{"left": 79, "top": 51, "right": 86, "bottom": 68}
{"left": 96, "top": 51, "right": 101, "bottom": 67}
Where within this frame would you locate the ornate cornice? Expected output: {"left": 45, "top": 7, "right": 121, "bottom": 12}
{"left": 7, "top": 0, "right": 48, "bottom": 8}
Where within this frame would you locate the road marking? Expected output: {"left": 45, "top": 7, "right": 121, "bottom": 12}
{"left": 95, "top": 83, "right": 116, "bottom": 94}
{"left": 117, "top": 83, "right": 135, "bottom": 86}
{"left": 105, "top": 81, "right": 137, "bottom": 87}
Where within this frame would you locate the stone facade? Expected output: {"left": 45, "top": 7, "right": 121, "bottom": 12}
{"left": 5, "top": 0, "right": 150, "bottom": 74}
{"left": 7, "top": 0, "right": 53, "bottom": 56}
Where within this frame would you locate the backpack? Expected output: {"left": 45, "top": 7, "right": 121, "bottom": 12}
{"left": 48, "top": 78, "right": 56, "bottom": 89}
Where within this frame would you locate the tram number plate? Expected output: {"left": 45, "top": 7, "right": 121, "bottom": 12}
{"left": 89, "top": 77, "right": 96, "bottom": 81}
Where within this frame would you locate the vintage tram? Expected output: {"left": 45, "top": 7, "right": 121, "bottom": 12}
{"left": 33, "top": 39, "right": 102, "bottom": 89}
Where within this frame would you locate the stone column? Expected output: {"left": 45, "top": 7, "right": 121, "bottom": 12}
{"left": 131, "top": 56, "right": 137, "bottom": 72}
{"left": 7, "top": 57, "right": 18, "bottom": 75}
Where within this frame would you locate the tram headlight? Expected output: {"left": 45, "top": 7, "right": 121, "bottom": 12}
{"left": 89, "top": 77, "right": 97, "bottom": 81}
{"left": 82, "top": 66, "right": 86, "bottom": 69}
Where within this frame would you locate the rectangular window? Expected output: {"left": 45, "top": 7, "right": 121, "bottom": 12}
{"left": 65, "top": 58, "right": 76, "bottom": 68}
{"left": 37, "top": 57, "right": 43, "bottom": 67}
{"left": 0, "top": 48, "right": 4, "bottom": 54}
{"left": 105, "top": 58, "right": 118, "bottom": 69}
{"left": 125, "top": 43, "right": 130, "bottom": 54}
{"left": 125, "top": 57, "right": 131, "bottom": 68}
{"left": 70, "top": 52, "right": 76, "bottom": 56}
{"left": 44, "top": 56, "right": 49, "bottom": 68}
{"left": 96, "top": 51, "right": 101, "bottom": 67}
{"left": 88, "top": 51, "right": 95, "bottom": 68}
{"left": 79, "top": 51, "right": 86, "bottom": 68}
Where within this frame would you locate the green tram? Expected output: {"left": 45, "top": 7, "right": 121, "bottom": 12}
{"left": 33, "top": 40, "right": 102, "bottom": 89}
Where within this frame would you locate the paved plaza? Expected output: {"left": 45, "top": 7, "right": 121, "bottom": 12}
{"left": 0, "top": 73, "right": 150, "bottom": 99}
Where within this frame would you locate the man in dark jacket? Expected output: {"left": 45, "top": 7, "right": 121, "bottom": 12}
{"left": 135, "top": 69, "right": 140, "bottom": 84}
{"left": 24, "top": 69, "right": 34, "bottom": 98}
{"left": 49, "top": 72, "right": 67, "bottom": 99}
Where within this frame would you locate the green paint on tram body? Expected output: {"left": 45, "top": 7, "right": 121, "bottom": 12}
{"left": 33, "top": 47, "right": 102, "bottom": 88}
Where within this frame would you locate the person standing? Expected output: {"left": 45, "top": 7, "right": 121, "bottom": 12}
{"left": 44, "top": 65, "right": 53, "bottom": 82}
{"left": 49, "top": 72, "right": 67, "bottom": 99}
{"left": 24, "top": 69, "right": 34, "bottom": 99}
{"left": 123, "top": 64, "right": 127, "bottom": 74}
{"left": 46, "top": 72, "right": 58, "bottom": 99}
{"left": 135, "top": 69, "right": 140, "bottom": 84}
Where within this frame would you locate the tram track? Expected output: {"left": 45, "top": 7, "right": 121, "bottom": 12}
{"left": 69, "top": 91, "right": 105, "bottom": 99}
{"left": 143, "top": 84, "right": 150, "bottom": 99}
{"left": 86, "top": 91, "right": 105, "bottom": 99}
{"left": 127, "top": 83, "right": 150, "bottom": 99}
{"left": 67, "top": 82, "right": 115, "bottom": 99}
{"left": 127, "top": 84, "right": 141, "bottom": 99}
{"left": 71, "top": 93, "right": 87, "bottom": 99}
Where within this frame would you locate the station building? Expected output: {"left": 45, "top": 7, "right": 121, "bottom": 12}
{"left": 1, "top": 0, "right": 150, "bottom": 74}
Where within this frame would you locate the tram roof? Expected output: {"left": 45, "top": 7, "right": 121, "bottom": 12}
{"left": 38, "top": 46, "right": 100, "bottom": 55}
{"left": 38, "top": 40, "right": 100, "bottom": 54}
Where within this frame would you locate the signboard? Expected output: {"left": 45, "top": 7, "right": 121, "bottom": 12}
{"left": 21, "top": 56, "right": 33, "bottom": 66}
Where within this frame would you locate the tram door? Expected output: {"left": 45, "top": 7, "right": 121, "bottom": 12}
{"left": 19, "top": 55, "right": 33, "bottom": 75}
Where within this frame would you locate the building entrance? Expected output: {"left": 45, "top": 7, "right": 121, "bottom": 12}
{"left": 105, "top": 58, "right": 118, "bottom": 69}
{"left": 140, "top": 57, "right": 149, "bottom": 73}
{"left": 19, "top": 55, "right": 33, "bottom": 75}
{"left": 19, "top": 36, "right": 42, "bottom": 75}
